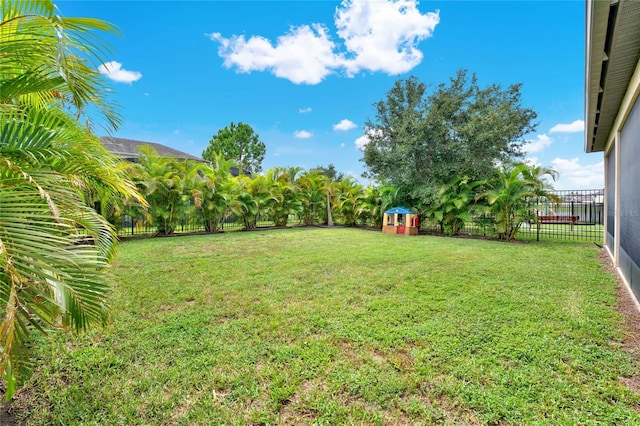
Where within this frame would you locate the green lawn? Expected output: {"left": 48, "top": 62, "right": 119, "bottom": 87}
{"left": 14, "top": 228, "right": 640, "bottom": 424}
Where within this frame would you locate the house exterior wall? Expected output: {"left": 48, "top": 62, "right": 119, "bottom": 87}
{"left": 618, "top": 95, "right": 640, "bottom": 301}
{"left": 605, "top": 146, "right": 616, "bottom": 253}
{"left": 586, "top": 0, "right": 640, "bottom": 308}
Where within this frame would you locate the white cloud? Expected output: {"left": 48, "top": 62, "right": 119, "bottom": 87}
{"left": 294, "top": 130, "right": 313, "bottom": 139}
{"left": 550, "top": 119, "right": 585, "bottom": 133}
{"left": 210, "top": 24, "right": 338, "bottom": 84}
{"left": 523, "top": 156, "right": 541, "bottom": 167}
{"left": 144, "top": 92, "right": 149, "bottom": 97}
{"left": 97, "top": 61, "right": 142, "bottom": 83}
{"left": 551, "top": 157, "right": 604, "bottom": 190}
{"left": 333, "top": 119, "right": 357, "bottom": 131}
{"left": 340, "top": 142, "right": 346, "bottom": 148}
{"left": 355, "top": 128, "right": 383, "bottom": 150}
{"left": 299, "top": 107, "right": 312, "bottom": 114}
{"left": 210, "top": 0, "right": 439, "bottom": 84}
{"left": 173, "top": 129, "right": 180, "bottom": 135}
{"left": 335, "top": 0, "right": 440, "bottom": 75}
{"left": 522, "top": 134, "right": 552, "bottom": 154}
{"left": 355, "top": 135, "right": 370, "bottom": 150}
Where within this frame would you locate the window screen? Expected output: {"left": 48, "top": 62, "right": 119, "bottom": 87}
{"left": 619, "top": 98, "right": 640, "bottom": 266}
{"left": 606, "top": 147, "right": 616, "bottom": 240}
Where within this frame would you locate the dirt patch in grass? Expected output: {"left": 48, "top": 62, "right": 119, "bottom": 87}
{"left": 278, "top": 381, "right": 323, "bottom": 425}
{"left": 168, "top": 395, "right": 194, "bottom": 424}
{"left": 371, "top": 350, "right": 386, "bottom": 364}
{"left": 600, "top": 251, "right": 640, "bottom": 394}
{"left": 387, "top": 349, "right": 414, "bottom": 372}
{"left": 620, "top": 376, "right": 640, "bottom": 393}
{"left": 0, "top": 382, "right": 14, "bottom": 425}
{"left": 0, "top": 402, "right": 15, "bottom": 426}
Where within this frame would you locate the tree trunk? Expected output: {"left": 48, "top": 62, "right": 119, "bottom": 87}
{"left": 327, "top": 192, "right": 333, "bottom": 227}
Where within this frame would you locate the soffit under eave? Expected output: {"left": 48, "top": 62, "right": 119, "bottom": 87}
{"left": 585, "top": 0, "right": 612, "bottom": 153}
{"left": 587, "top": 0, "right": 640, "bottom": 153}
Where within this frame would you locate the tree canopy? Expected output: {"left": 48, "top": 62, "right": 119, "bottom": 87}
{"left": 362, "top": 70, "right": 538, "bottom": 204}
{"left": 202, "top": 122, "right": 266, "bottom": 174}
{"left": 310, "top": 164, "right": 346, "bottom": 182}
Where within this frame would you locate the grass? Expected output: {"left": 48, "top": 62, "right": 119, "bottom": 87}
{"left": 520, "top": 223, "right": 605, "bottom": 240}
{"left": 14, "top": 228, "right": 640, "bottom": 424}
{"left": 423, "top": 221, "right": 604, "bottom": 243}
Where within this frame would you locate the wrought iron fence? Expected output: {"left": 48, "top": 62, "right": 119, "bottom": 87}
{"left": 421, "top": 189, "right": 605, "bottom": 242}
{"left": 114, "top": 213, "right": 304, "bottom": 237}
{"left": 112, "top": 189, "right": 605, "bottom": 242}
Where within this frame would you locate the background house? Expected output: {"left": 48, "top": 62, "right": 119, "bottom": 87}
{"left": 585, "top": 0, "right": 640, "bottom": 305}
{"left": 99, "top": 136, "right": 204, "bottom": 162}
{"left": 99, "top": 136, "right": 246, "bottom": 177}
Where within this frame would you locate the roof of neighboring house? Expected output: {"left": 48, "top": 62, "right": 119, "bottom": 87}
{"left": 585, "top": 0, "right": 640, "bottom": 153}
{"left": 99, "top": 136, "right": 204, "bottom": 162}
{"left": 385, "top": 207, "right": 415, "bottom": 215}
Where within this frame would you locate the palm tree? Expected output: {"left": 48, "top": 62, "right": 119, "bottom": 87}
{"left": 357, "top": 185, "right": 403, "bottom": 228}
{"left": 380, "top": 185, "right": 404, "bottom": 214}
{"left": 479, "top": 162, "right": 557, "bottom": 240}
{"left": 235, "top": 174, "right": 273, "bottom": 230}
{"left": 298, "top": 170, "right": 329, "bottom": 226}
{"left": 522, "top": 164, "right": 559, "bottom": 196}
{"left": 335, "top": 177, "right": 365, "bottom": 226}
{"left": 132, "top": 146, "right": 197, "bottom": 235}
{"left": 195, "top": 153, "right": 239, "bottom": 233}
{"left": 265, "top": 167, "right": 303, "bottom": 227}
{"left": 358, "top": 186, "right": 382, "bottom": 227}
{"left": 426, "top": 176, "right": 484, "bottom": 235}
{"left": 0, "top": 0, "right": 143, "bottom": 398}
{"left": 110, "top": 160, "right": 153, "bottom": 233}
{"left": 1, "top": 0, "right": 120, "bottom": 127}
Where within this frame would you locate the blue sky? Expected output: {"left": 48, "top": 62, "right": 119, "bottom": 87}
{"left": 58, "top": 0, "right": 602, "bottom": 189}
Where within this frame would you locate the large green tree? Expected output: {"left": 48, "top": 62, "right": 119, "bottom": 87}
{"left": 202, "top": 122, "right": 266, "bottom": 174}
{"left": 362, "top": 70, "right": 537, "bottom": 204}
{"left": 310, "top": 164, "right": 345, "bottom": 182}
{"left": 0, "top": 0, "right": 143, "bottom": 398}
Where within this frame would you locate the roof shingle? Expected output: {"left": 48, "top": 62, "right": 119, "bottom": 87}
{"left": 99, "top": 136, "right": 204, "bottom": 162}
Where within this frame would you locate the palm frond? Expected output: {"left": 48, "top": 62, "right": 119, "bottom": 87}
{"left": 1, "top": 0, "right": 121, "bottom": 129}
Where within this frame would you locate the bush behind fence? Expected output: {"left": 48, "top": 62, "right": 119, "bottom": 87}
{"left": 114, "top": 189, "right": 605, "bottom": 242}
{"left": 421, "top": 189, "right": 604, "bottom": 242}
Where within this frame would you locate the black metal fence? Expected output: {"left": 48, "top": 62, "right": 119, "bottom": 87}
{"left": 115, "top": 213, "right": 304, "bottom": 237}
{"left": 421, "top": 189, "right": 605, "bottom": 242}
{"left": 521, "top": 189, "right": 604, "bottom": 242}
{"left": 113, "top": 189, "right": 605, "bottom": 242}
